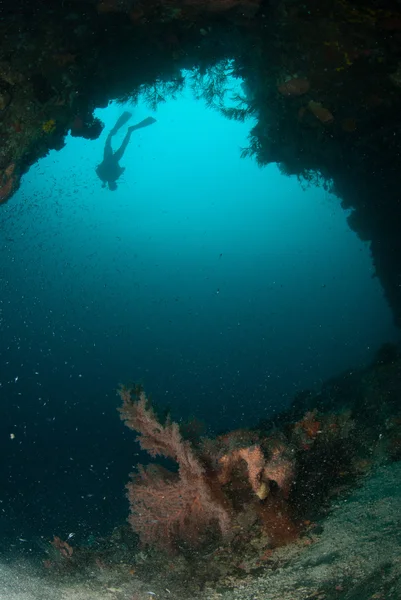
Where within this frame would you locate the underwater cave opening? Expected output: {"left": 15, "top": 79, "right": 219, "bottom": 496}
{"left": 0, "top": 63, "right": 398, "bottom": 550}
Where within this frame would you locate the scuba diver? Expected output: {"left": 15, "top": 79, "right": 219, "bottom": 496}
{"left": 96, "top": 111, "right": 156, "bottom": 191}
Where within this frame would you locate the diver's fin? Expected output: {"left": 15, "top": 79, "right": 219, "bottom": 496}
{"left": 129, "top": 117, "right": 157, "bottom": 132}
{"left": 110, "top": 111, "right": 132, "bottom": 134}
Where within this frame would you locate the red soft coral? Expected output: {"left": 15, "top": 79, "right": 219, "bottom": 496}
{"left": 118, "top": 386, "right": 231, "bottom": 551}
{"left": 118, "top": 385, "right": 297, "bottom": 552}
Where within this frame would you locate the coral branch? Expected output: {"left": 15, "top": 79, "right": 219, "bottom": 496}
{"left": 118, "top": 385, "right": 187, "bottom": 462}
{"left": 218, "top": 443, "right": 294, "bottom": 500}
{"left": 127, "top": 464, "right": 231, "bottom": 550}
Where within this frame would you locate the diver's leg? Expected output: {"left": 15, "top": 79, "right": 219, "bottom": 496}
{"left": 103, "top": 131, "right": 114, "bottom": 160}
{"left": 110, "top": 112, "right": 132, "bottom": 135}
{"left": 129, "top": 117, "right": 156, "bottom": 132}
{"left": 113, "top": 129, "right": 133, "bottom": 162}
{"left": 113, "top": 117, "right": 155, "bottom": 161}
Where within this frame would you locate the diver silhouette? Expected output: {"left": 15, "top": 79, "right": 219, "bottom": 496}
{"left": 96, "top": 111, "right": 156, "bottom": 191}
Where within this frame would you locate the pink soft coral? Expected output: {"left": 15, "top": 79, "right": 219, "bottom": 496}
{"left": 118, "top": 386, "right": 231, "bottom": 551}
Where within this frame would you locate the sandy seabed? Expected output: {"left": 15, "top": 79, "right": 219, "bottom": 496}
{"left": 1, "top": 461, "right": 400, "bottom": 600}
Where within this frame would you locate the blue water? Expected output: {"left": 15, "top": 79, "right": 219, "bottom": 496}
{"left": 0, "top": 78, "right": 397, "bottom": 544}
